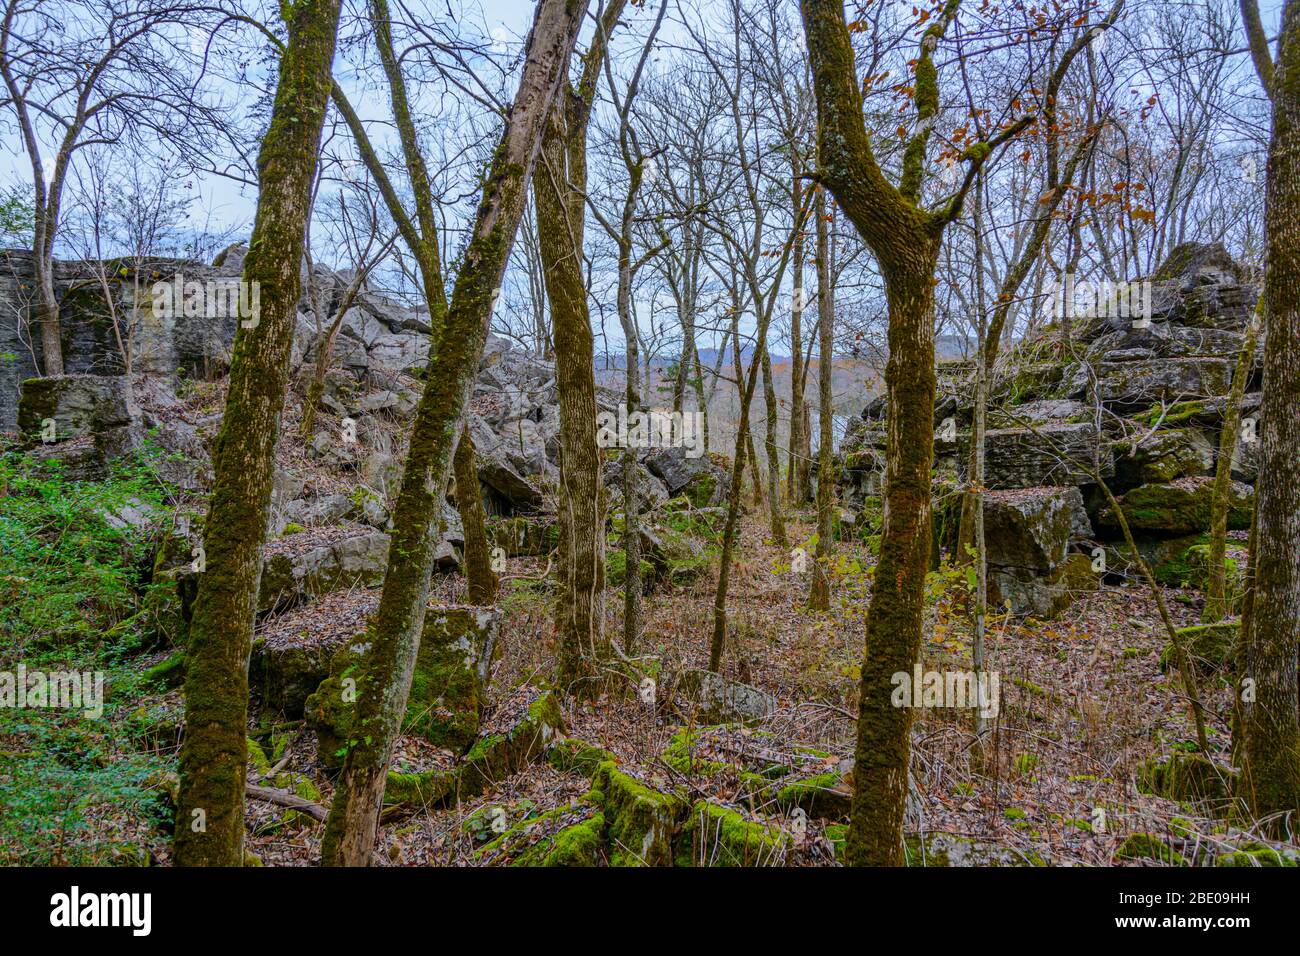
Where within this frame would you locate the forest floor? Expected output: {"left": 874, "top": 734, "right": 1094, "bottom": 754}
{"left": 229, "top": 512, "right": 1241, "bottom": 867}
{"left": 0, "top": 380, "right": 1256, "bottom": 866}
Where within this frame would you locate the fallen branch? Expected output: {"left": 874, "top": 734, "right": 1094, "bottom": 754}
{"left": 247, "top": 784, "right": 328, "bottom": 823}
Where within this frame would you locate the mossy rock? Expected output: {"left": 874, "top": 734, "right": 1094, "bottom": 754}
{"left": 478, "top": 805, "right": 607, "bottom": 867}
{"left": 384, "top": 689, "right": 569, "bottom": 811}
{"left": 675, "top": 800, "right": 789, "bottom": 867}
{"left": 250, "top": 635, "right": 341, "bottom": 719}
{"left": 1112, "top": 428, "right": 1214, "bottom": 485}
{"left": 306, "top": 606, "right": 499, "bottom": 768}
{"left": 1159, "top": 621, "right": 1238, "bottom": 676}
{"left": 590, "top": 760, "right": 682, "bottom": 866}
{"left": 141, "top": 534, "right": 199, "bottom": 649}
{"left": 682, "top": 470, "right": 720, "bottom": 508}
{"left": 1137, "top": 752, "right": 1236, "bottom": 805}
{"left": 1115, "top": 833, "right": 1186, "bottom": 866}
{"left": 384, "top": 767, "right": 458, "bottom": 809}
{"left": 489, "top": 516, "right": 559, "bottom": 557}
{"left": 1098, "top": 478, "right": 1253, "bottom": 535}
{"left": 546, "top": 738, "right": 617, "bottom": 776}
{"left": 660, "top": 726, "right": 730, "bottom": 776}
{"left": 770, "top": 772, "right": 852, "bottom": 821}
{"left": 1134, "top": 399, "right": 1213, "bottom": 429}
{"left": 1215, "top": 842, "right": 1299, "bottom": 867}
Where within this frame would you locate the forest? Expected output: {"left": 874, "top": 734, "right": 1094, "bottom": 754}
{"left": 0, "top": 0, "right": 1296, "bottom": 889}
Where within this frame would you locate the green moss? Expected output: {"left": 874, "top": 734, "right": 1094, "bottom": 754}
{"left": 661, "top": 726, "right": 728, "bottom": 776}
{"left": 1215, "top": 842, "right": 1298, "bottom": 867}
{"left": 143, "top": 651, "right": 186, "bottom": 689}
{"left": 591, "top": 761, "right": 681, "bottom": 866}
{"left": 675, "top": 800, "right": 788, "bottom": 867}
{"left": 1014, "top": 753, "right": 1038, "bottom": 775}
{"left": 772, "top": 772, "right": 851, "bottom": 820}
{"left": 513, "top": 812, "right": 606, "bottom": 867}
{"left": 307, "top": 607, "right": 496, "bottom": 764}
{"left": 1137, "top": 752, "right": 1235, "bottom": 805}
{"left": 1159, "top": 622, "right": 1238, "bottom": 676}
{"left": 1134, "top": 400, "right": 1210, "bottom": 428}
{"left": 605, "top": 549, "right": 654, "bottom": 590}
{"left": 546, "top": 738, "right": 616, "bottom": 776}
{"left": 384, "top": 767, "right": 457, "bottom": 808}
{"left": 247, "top": 737, "right": 270, "bottom": 774}
{"left": 682, "top": 471, "right": 718, "bottom": 508}
{"left": 1101, "top": 481, "right": 1252, "bottom": 535}
{"left": 1115, "top": 833, "right": 1186, "bottom": 866}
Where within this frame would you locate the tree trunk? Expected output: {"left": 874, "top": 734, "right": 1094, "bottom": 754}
{"left": 320, "top": 0, "right": 587, "bottom": 865}
{"left": 843, "top": 254, "right": 939, "bottom": 865}
{"left": 808, "top": 185, "right": 834, "bottom": 611}
{"left": 760, "top": 338, "right": 788, "bottom": 546}
{"left": 1203, "top": 302, "right": 1260, "bottom": 622}
{"left": 1242, "top": 0, "right": 1300, "bottom": 830}
{"left": 801, "top": 0, "right": 959, "bottom": 865}
{"left": 174, "top": 0, "right": 342, "bottom": 867}
{"left": 34, "top": 268, "right": 62, "bottom": 376}
{"left": 454, "top": 422, "right": 498, "bottom": 605}
{"left": 786, "top": 183, "right": 807, "bottom": 505}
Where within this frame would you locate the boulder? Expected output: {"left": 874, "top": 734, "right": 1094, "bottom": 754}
{"left": 17, "top": 374, "right": 140, "bottom": 479}
{"left": 603, "top": 459, "right": 670, "bottom": 512}
{"left": 988, "top": 552, "right": 1098, "bottom": 619}
{"left": 306, "top": 605, "right": 500, "bottom": 765}
{"left": 983, "top": 487, "right": 1092, "bottom": 571}
{"left": 1159, "top": 621, "right": 1238, "bottom": 676}
{"left": 644, "top": 445, "right": 719, "bottom": 496}
{"left": 1097, "top": 477, "right": 1253, "bottom": 535}
{"left": 1112, "top": 428, "right": 1214, "bottom": 486}
{"left": 980, "top": 423, "right": 1112, "bottom": 489}
{"left": 258, "top": 527, "right": 390, "bottom": 614}
{"left": 1077, "top": 358, "right": 1233, "bottom": 409}
{"left": 250, "top": 590, "right": 378, "bottom": 717}
{"left": 675, "top": 669, "right": 777, "bottom": 724}
{"left": 676, "top": 800, "right": 788, "bottom": 867}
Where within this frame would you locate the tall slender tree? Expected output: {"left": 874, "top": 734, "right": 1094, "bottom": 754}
{"left": 1238, "top": 0, "right": 1300, "bottom": 831}
{"left": 533, "top": 0, "right": 626, "bottom": 693}
{"left": 801, "top": 0, "right": 1031, "bottom": 864}
{"left": 173, "top": 0, "right": 343, "bottom": 867}
{"left": 320, "top": 0, "right": 589, "bottom": 865}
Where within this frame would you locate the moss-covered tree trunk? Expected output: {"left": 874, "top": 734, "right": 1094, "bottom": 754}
{"left": 802, "top": 0, "right": 1008, "bottom": 865}
{"left": 173, "top": 0, "right": 342, "bottom": 867}
{"left": 760, "top": 339, "right": 788, "bottom": 547}
{"left": 454, "top": 422, "right": 498, "bottom": 605}
{"left": 1241, "top": 0, "right": 1300, "bottom": 830}
{"left": 808, "top": 185, "right": 835, "bottom": 611}
{"left": 532, "top": 0, "right": 623, "bottom": 692}
{"left": 319, "top": 0, "right": 588, "bottom": 865}
{"left": 535, "top": 121, "right": 609, "bottom": 690}
{"left": 786, "top": 171, "right": 808, "bottom": 505}
{"left": 619, "top": 271, "right": 643, "bottom": 654}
